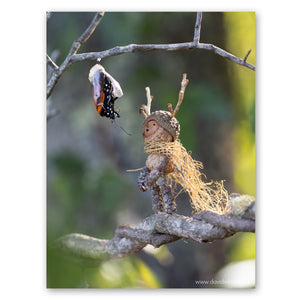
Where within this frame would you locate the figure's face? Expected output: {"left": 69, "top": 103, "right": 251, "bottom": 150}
{"left": 143, "top": 119, "right": 173, "bottom": 143}
{"left": 143, "top": 120, "right": 159, "bottom": 138}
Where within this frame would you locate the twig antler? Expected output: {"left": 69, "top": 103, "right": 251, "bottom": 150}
{"left": 139, "top": 87, "right": 154, "bottom": 119}
{"left": 140, "top": 73, "right": 189, "bottom": 119}
{"left": 168, "top": 73, "right": 189, "bottom": 117}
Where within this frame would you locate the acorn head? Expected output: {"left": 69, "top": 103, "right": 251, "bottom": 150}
{"left": 142, "top": 110, "right": 180, "bottom": 142}
{"left": 140, "top": 74, "right": 188, "bottom": 143}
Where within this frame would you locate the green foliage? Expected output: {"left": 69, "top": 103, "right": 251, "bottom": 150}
{"left": 226, "top": 232, "right": 255, "bottom": 263}
{"left": 47, "top": 248, "right": 161, "bottom": 288}
{"left": 224, "top": 12, "right": 255, "bottom": 196}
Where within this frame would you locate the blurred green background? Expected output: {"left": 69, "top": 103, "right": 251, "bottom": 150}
{"left": 47, "top": 12, "right": 255, "bottom": 288}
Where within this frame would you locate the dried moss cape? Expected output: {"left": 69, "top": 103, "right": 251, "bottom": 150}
{"left": 138, "top": 74, "right": 229, "bottom": 214}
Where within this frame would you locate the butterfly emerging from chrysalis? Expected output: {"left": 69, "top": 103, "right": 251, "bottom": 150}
{"left": 88, "top": 63, "right": 123, "bottom": 119}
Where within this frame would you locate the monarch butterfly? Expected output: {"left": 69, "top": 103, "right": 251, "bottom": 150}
{"left": 88, "top": 64, "right": 123, "bottom": 119}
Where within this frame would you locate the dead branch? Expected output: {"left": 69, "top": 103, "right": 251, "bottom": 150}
{"left": 70, "top": 42, "right": 255, "bottom": 71}
{"left": 46, "top": 12, "right": 255, "bottom": 99}
{"left": 53, "top": 196, "right": 255, "bottom": 264}
{"left": 46, "top": 12, "right": 105, "bottom": 98}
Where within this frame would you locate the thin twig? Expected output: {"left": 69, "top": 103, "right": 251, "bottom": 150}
{"left": 193, "top": 12, "right": 202, "bottom": 44}
{"left": 243, "top": 49, "right": 252, "bottom": 63}
{"left": 139, "top": 87, "right": 153, "bottom": 118}
{"left": 47, "top": 12, "right": 105, "bottom": 99}
{"left": 170, "top": 73, "right": 189, "bottom": 117}
{"left": 145, "top": 87, "right": 153, "bottom": 116}
{"left": 47, "top": 54, "right": 58, "bottom": 71}
{"left": 68, "top": 12, "right": 105, "bottom": 57}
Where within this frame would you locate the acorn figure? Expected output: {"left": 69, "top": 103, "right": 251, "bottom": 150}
{"left": 138, "top": 74, "right": 228, "bottom": 215}
{"left": 138, "top": 74, "right": 187, "bottom": 214}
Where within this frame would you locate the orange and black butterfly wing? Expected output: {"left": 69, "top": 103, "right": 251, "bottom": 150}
{"left": 91, "top": 70, "right": 119, "bottom": 119}
{"left": 92, "top": 70, "right": 105, "bottom": 115}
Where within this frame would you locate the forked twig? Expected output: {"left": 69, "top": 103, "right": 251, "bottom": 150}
{"left": 168, "top": 73, "right": 189, "bottom": 117}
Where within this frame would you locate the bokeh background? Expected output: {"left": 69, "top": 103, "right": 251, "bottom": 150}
{"left": 47, "top": 12, "right": 255, "bottom": 288}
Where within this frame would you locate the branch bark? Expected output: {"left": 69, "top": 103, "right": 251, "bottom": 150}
{"left": 54, "top": 198, "right": 255, "bottom": 264}
{"left": 46, "top": 12, "right": 255, "bottom": 99}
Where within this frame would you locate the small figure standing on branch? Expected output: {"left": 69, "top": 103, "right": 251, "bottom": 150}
{"left": 138, "top": 74, "right": 228, "bottom": 215}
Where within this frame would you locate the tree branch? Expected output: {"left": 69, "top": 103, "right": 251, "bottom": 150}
{"left": 53, "top": 197, "right": 255, "bottom": 264}
{"left": 46, "top": 12, "right": 105, "bottom": 99}
{"left": 69, "top": 42, "right": 255, "bottom": 71}
{"left": 46, "top": 12, "right": 255, "bottom": 100}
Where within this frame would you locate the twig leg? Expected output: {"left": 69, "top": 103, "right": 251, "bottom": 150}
{"left": 138, "top": 166, "right": 164, "bottom": 213}
{"left": 150, "top": 183, "right": 164, "bottom": 213}
{"left": 138, "top": 167, "right": 150, "bottom": 192}
{"left": 161, "top": 183, "right": 177, "bottom": 214}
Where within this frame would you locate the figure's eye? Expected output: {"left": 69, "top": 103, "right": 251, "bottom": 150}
{"left": 146, "top": 128, "right": 149, "bottom": 132}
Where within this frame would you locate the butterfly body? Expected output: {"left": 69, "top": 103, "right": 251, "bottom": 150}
{"left": 89, "top": 64, "right": 123, "bottom": 119}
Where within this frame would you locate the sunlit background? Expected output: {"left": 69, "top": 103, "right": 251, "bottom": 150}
{"left": 47, "top": 12, "right": 255, "bottom": 288}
